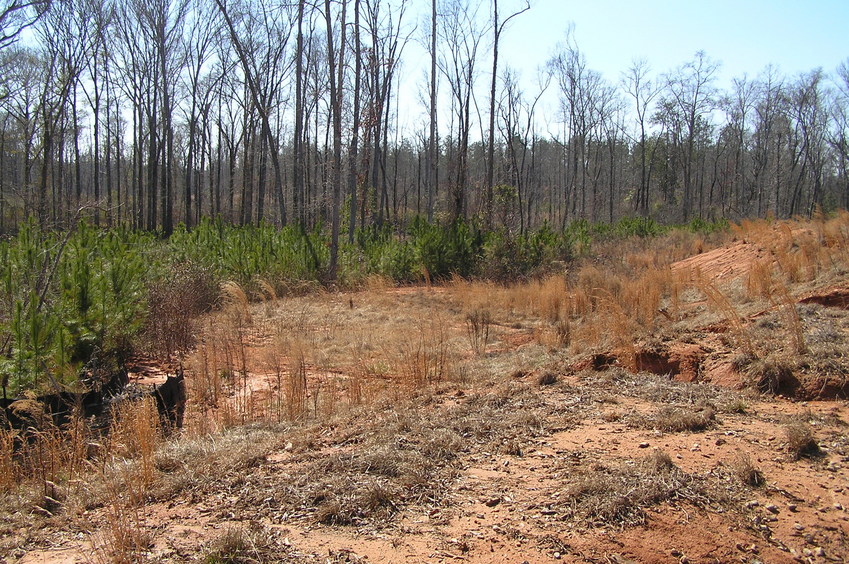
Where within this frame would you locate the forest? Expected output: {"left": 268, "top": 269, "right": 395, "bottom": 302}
{"left": 0, "top": 0, "right": 848, "bottom": 394}
{"left": 0, "top": 0, "right": 847, "bottom": 241}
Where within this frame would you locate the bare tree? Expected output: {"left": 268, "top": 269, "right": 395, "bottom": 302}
{"left": 484, "top": 0, "right": 529, "bottom": 227}
{"left": 34, "top": 0, "right": 92, "bottom": 225}
{"left": 324, "top": 0, "right": 347, "bottom": 280}
{"left": 622, "top": 58, "right": 661, "bottom": 215}
{"left": 0, "top": 0, "right": 48, "bottom": 51}
{"left": 830, "top": 59, "right": 849, "bottom": 209}
{"left": 437, "top": 0, "right": 488, "bottom": 220}
{"left": 216, "top": 0, "right": 293, "bottom": 225}
{"left": 660, "top": 51, "right": 719, "bottom": 219}
{"left": 180, "top": 0, "right": 220, "bottom": 227}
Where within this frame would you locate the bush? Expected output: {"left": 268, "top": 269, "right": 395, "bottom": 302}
{"left": 410, "top": 217, "right": 484, "bottom": 280}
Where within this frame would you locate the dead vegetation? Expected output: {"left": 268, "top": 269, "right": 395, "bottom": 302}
{"left": 555, "top": 449, "right": 736, "bottom": 528}
{"left": 3, "top": 215, "right": 849, "bottom": 562}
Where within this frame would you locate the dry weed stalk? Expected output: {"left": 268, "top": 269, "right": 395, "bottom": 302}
{"left": 393, "top": 314, "right": 452, "bottom": 389}
{"left": 746, "top": 258, "right": 774, "bottom": 300}
{"left": 89, "top": 463, "right": 153, "bottom": 563}
{"left": 465, "top": 308, "right": 492, "bottom": 355}
{"left": 0, "top": 429, "right": 15, "bottom": 491}
{"left": 772, "top": 282, "right": 807, "bottom": 355}
{"left": 694, "top": 271, "right": 754, "bottom": 355}
{"left": 287, "top": 342, "right": 308, "bottom": 421}
{"left": 109, "top": 396, "right": 161, "bottom": 489}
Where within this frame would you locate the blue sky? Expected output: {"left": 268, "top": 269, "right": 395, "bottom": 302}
{"left": 397, "top": 0, "right": 849, "bottom": 133}
{"left": 501, "top": 0, "right": 848, "bottom": 84}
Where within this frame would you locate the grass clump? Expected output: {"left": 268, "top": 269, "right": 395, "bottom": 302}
{"left": 729, "top": 452, "right": 765, "bottom": 487}
{"left": 205, "top": 522, "right": 293, "bottom": 563}
{"left": 745, "top": 355, "right": 799, "bottom": 396}
{"left": 651, "top": 405, "right": 717, "bottom": 433}
{"left": 784, "top": 422, "right": 821, "bottom": 460}
{"left": 559, "top": 450, "right": 730, "bottom": 527}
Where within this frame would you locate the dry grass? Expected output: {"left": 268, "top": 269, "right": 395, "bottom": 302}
{"left": 204, "top": 522, "right": 297, "bottom": 563}
{"left": 784, "top": 422, "right": 821, "bottom": 460}
{"left": 465, "top": 308, "right": 492, "bottom": 355}
{"left": 109, "top": 397, "right": 162, "bottom": 489}
{"left": 651, "top": 404, "right": 717, "bottom": 433}
{"left": 557, "top": 449, "right": 734, "bottom": 527}
{"left": 729, "top": 452, "right": 765, "bottom": 487}
{"left": 0, "top": 430, "right": 14, "bottom": 492}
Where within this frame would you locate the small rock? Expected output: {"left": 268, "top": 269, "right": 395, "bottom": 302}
{"left": 746, "top": 500, "right": 760, "bottom": 509}
{"left": 815, "top": 547, "right": 825, "bottom": 557}
{"left": 787, "top": 504, "right": 798, "bottom": 512}
{"left": 638, "top": 442, "right": 650, "bottom": 449}
{"left": 553, "top": 552, "right": 561, "bottom": 560}
{"left": 715, "top": 438, "right": 726, "bottom": 446}
{"left": 834, "top": 503, "right": 844, "bottom": 511}
{"left": 484, "top": 497, "right": 501, "bottom": 507}
{"left": 793, "top": 523, "right": 804, "bottom": 531}
{"left": 766, "top": 504, "right": 780, "bottom": 514}
{"left": 802, "top": 548, "right": 813, "bottom": 557}
{"left": 690, "top": 443, "right": 700, "bottom": 451}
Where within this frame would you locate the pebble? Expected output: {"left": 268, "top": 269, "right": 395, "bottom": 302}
{"left": 793, "top": 523, "right": 804, "bottom": 531}
{"left": 766, "top": 504, "right": 780, "bottom": 514}
{"left": 553, "top": 552, "right": 561, "bottom": 560}
{"left": 746, "top": 500, "right": 760, "bottom": 509}
{"left": 715, "top": 438, "right": 726, "bottom": 446}
{"left": 834, "top": 503, "right": 844, "bottom": 511}
{"left": 638, "top": 442, "right": 650, "bottom": 448}
{"left": 787, "top": 504, "right": 798, "bottom": 512}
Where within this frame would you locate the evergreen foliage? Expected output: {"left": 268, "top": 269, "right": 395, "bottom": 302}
{"left": 0, "top": 215, "right": 733, "bottom": 396}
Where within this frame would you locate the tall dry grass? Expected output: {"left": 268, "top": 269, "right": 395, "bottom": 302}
{"left": 109, "top": 396, "right": 162, "bottom": 490}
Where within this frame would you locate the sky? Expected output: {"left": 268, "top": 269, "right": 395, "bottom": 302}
{"left": 395, "top": 0, "right": 849, "bottom": 135}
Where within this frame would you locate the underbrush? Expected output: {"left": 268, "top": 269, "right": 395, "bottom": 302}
{"left": 0, "top": 215, "right": 704, "bottom": 398}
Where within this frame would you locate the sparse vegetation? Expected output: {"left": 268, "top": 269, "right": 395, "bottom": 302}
{"left": 3, "top": 214, "right": 849, "bottom": 562}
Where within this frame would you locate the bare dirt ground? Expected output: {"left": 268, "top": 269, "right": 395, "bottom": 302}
{"left": 4, "top": 225, "right": 849, "bottom": 563}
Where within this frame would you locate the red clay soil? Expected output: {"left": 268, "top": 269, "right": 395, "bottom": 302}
{"left": 671, "top": 238, "right": 772, "bottom": 283}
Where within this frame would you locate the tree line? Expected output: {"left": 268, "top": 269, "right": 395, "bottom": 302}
{"left": 1, "top": 0, "right": 848, "bottom": 274}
